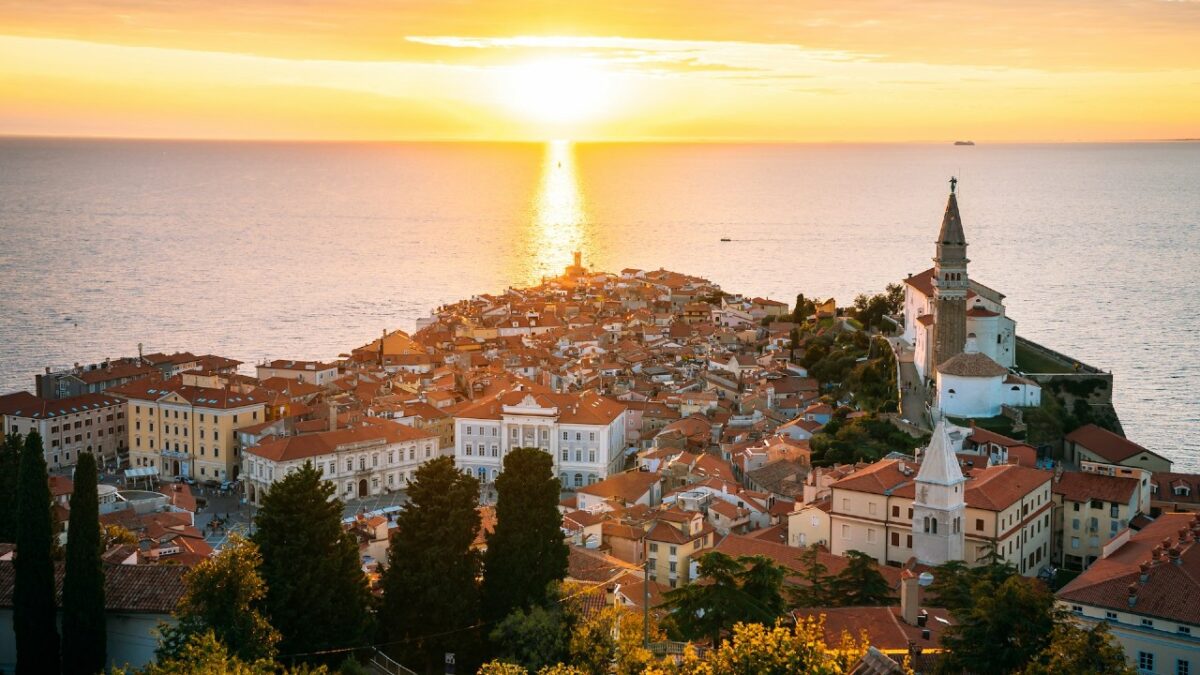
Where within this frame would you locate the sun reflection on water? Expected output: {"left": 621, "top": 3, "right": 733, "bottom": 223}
{"left": 529, "top": 140, "right": 586, "bottom": 283}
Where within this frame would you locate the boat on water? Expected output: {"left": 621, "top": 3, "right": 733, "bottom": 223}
{"left": 720, "top": 237, "right": 732, "bottom": 242}
{"left": 954, "top": 140, "right": 975, "bottom": 146}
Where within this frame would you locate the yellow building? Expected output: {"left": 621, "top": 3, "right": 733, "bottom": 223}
{"left": 821, "top": 454, "right": 1054, "bottom": 576}
{"left": 110, "top": 377, "right": 267, "bottom": 483}
{"left": 1052, "top": 470, "right": 1142, "bottom": 571}
{"left": 645, "top": 508, "right": 716, "bottom": 589}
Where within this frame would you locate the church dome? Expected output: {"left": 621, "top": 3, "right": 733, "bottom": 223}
{"left": 936, "top": 351, "right": 1007, "bottom": 378}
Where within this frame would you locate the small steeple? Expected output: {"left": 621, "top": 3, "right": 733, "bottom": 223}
{"left": 937, "top": 178, "right": 966, "bottom": 249}
{"left": 916, "top": 419, "right": 966, "bottom": 488}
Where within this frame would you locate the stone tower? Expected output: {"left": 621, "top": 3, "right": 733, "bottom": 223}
{"left": 932, "top": 177, "right": 969, "bottom": 371}
{"left": 912, "top": 420, "right": 967, "bottom": 566}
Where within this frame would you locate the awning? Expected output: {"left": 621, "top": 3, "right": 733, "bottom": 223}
{"left": 124, "top": 467, "right": 159, "bottom": 478}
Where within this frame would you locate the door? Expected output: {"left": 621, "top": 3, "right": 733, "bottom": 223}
{"left": 358, "top": 479, "right": 368, "bottom": 498}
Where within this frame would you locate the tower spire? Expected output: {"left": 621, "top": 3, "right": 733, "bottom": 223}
{"left": 931, "top": 178, "right": 970, "bottom": 369}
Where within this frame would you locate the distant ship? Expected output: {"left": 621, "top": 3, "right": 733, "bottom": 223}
{"left": 954, "top": 140, "right": 975, "bottom": 146}
{"left": 720, "top": 237, "right": 732, "bottom": 242}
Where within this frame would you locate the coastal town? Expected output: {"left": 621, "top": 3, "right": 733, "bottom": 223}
{"left": 1, "top": 185, "right": 1197, "bottom": 674}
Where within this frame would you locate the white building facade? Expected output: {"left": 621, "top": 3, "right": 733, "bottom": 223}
{"left": 243, "top": 420, "right": 440, "bottom": 504}
{"left": 454, "top": 388, "right": 627, "bottom": 488}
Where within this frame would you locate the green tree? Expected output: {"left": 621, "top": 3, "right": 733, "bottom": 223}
{"left": 13, "top": 430, "right": 60, "bottom": 673}
{"left": 939, "top": 576, "right": 1058, "bottom": 675}
{"left": 158, "top": 535, "right": 280, "bottom": 662}
{"left": 489, "top": 604, "right": 569, "bottom": 672}
{"left": 132, "top": 630, "right": 328, "bottom": 675}
{"left": 62, "top": 451, "right": 106, "bottom": 674}
{"left": 380, "top": 457, "right": 482, "bottom": 673}
{"left": 661, "top": 552, "right": 788, "bottom": 645}
{"left": 1022, "top": 621, "right": 1134, "bottom": 675}
{"left": 788, "top": 547, "right": 831, "bottom": 607}
{"left": 0, "top": 432, "right": 20, "bottom": 541}
{"left": 828, "top": 551, "right": 892, "bottom": 607}
{"left": 482, "top": 448, "right": 568, "bottom": 621}
{"left": 252, "top": 462, "right": 371, "bottom": 660}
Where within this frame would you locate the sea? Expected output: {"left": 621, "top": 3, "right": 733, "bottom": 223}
{"left": 1, "top": 138, "right": 1197, "bottom": 470}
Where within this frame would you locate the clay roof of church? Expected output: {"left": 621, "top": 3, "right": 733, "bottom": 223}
{"left": 937, "top": 351, "right": 1008, "bottom": 378}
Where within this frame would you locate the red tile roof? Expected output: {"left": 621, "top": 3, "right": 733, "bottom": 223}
{"left": 1057, "top": 512, "right": 1200, "bottom": 626}
{"left": 1053, "top": 471, "right": 1139, "bottom": 505}
{"left": 0, "top": 561, "right": 186, "bottom": 614}
{"left": 1066, "top": 424, "right": 1162, "bottom": 464}
{"left": 247, "top": 419, "right": 434, "bottom": 463}
{"left": 0, "top": 391, "right": 124, "bottom": 419}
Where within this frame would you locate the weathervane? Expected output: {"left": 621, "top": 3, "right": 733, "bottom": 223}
{"left": 949, "top": 176, "right": 958, "bottom": 194}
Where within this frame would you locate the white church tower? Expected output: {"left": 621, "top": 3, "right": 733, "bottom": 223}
{"left": 912, "top": 420, "right": 967, "bottom": 566}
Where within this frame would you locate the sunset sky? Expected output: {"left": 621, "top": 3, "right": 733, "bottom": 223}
{"left": 2, "top": 0, "right": 1198, "bottom": 142}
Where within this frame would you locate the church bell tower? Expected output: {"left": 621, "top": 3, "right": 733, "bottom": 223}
{"left": 912, "top": 420, "right": 967, "bottom": 566}
{"left": 932, "top": 177, "right": 969, "bottom": 371}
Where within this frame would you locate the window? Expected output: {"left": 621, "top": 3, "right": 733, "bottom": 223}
{"left": 975, "top": 518, "right": 985, "bottom": 531}
{"left": 1070, "top": 605, "right": 1083, "bottom": 613}
{"left": 841, "top": 524, "right": 850, "bottom": 539}
{"left": 574, "top": 473, "right": 583, "bottom": 487}
{"left": 466, "top": 426, "right": 473, "bottom": 435}
{"left": 1138, "top": 652, "right": 1154, "bottom": 672}
{"left": 576, "top": 433, "right": 581, "bottom": 441}
{"left": 589, "top": 432, "right": 595, "bottom": 441}
{"left": 906, "top": 535, "right": 912, "bottom": 548}
{"left": 575, "top": 450, "right": 582, "bottom": 462}
{"left": 1073, "top": 502, "right": 1080, "bottom": 512}
{"left": 491, "top": 445, "right": 499, "bottom": 457}
{"left": 465, "top": 444, "right": 473, "bottom": 456}
{"left": 891, "top": 532, "right": 900, "bottom": 546}
{"left": 1142, "top": 618, "right": 1154, "bottom": 628}
{"left": 511, "top": 428, "right": 518, "bottom": 438}
{"left": 588, "top": 450, "right": 596, "bottom": 463}
{"left": 409, "top": 448, "right": 416, "bottom": 461}
{"left": 562, "top": 431, "right": 568, "bottom": 440}
{"left": 1073, "top": 518, "right": 1081, "bottom": 530}
{"left": 561, "top": 449, "right": 568, "bottom": 461}
{"left": 1105, "top": 611, "right": 1118, "bottom": 620}
{"left": 1178, "top": 659, "right": 1190, "bottom": 675}
{"left": 649, "top": 543, "right": 658, "bottom": 552}
{"left": 842, "top": 498, "right": 850, "bottom": 511}
{"left": 1180, "top": 626, "right": 1193, "bottom": 636}
{"left": 892, "top": 505, "right": 900, "bottom": 518}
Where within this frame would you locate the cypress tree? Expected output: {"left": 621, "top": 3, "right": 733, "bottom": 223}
{"left": 13, "top": 430, "right": 60, "bottom": 673}
{"left": 0, "top": 432, "right": 20, "bottom": 542}
{"left": 252, "top": 461, "right": 371, "bottom": 660}
{"left": 380, "top": 457, "right": 482, "bottom": 673}
{"left": 481, "top": 447, "right": 568, "bottom": 622}
{"left": 62, "top": 451, "right": 107, "bottom": 674}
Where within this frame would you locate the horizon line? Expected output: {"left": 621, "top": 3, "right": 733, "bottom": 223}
{"left": 2, "top": 132, "right": 1197, "bottom": 146}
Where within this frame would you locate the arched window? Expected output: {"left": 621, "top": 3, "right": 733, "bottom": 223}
{"left": 932, "top": 518, "right": 939, "bottom": 534}
{"left": 923, "top": 516, "right": 930, "bottom": 533}
{"left": 574, "top": 473, "right": 583, "bottom": 487}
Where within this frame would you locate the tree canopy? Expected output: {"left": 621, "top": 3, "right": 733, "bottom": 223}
{"left": 158, "top": 535, "right": 280, "bottom": 663}
{"left": 482, "top": 447, "right": 569, "bottom": 622}
{"left": 252, "top": 462, "right": 371, "bottom": 660}
{"left": 380, "top": 456, "right": 483, "bottom": 673}
{"left": 62, "top": 451, "right": 107, "bottom": 674}
{"left": 0, "top": 431, "right": 20, "bottom": 542}
{"left": 661, "top": 552, "right": 788, "bottom": 645}
{"left": 646, "top": 618, "right": 868, "bottom": 675}
{"left": 1022, "top": 621, "right": 1133, "bottom": 675}
{"left": 938, "top": 575, "right": 1059, "bottom": 675}
{"left": 13, "top": 430, "right": 60, "bottom": 673}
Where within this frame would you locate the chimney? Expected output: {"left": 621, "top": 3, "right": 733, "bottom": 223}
{"left": 138, "top": 342, "right": 144, "bottom": 365}
{"left": 1152, "top": 545, "right": 1163, "bottom": 562}
{"left": 1180, "top": 528, "right": 1189, "bottom": 546}
{"left": 900, "top": 570, "right": 921, "bottom": 625}
{"left": 1168, "top": 547, "right": 1182, "bottom": 566}
{"left": 1128, "top": 583, "right": 1138, "bottom": 607}
{"left": 1139, "top": 561, "right": 1151, "bottom": 583}
{"left": 921, "top": 628, "right": 931, "bottom": 641}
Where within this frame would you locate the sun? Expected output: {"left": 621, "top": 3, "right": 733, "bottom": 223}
{"left": 499, "top": 57, "right": 615, "bottom": 125}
